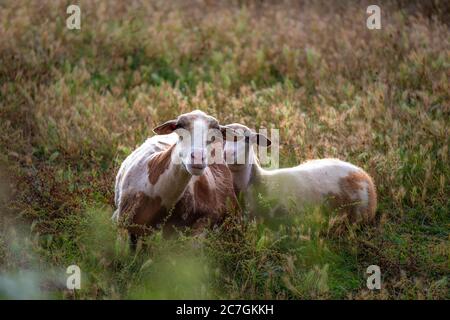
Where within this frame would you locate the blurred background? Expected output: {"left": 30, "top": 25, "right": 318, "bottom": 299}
{"left": 0, "top": 0, "right": 448, "bottom": 299}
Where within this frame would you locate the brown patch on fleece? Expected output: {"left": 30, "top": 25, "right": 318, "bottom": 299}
{"left": 164, "top": 163, "right": 240, "bottom": 235}
{"left": 194, "top": 174, "right": 215, "bottom": 206}
{"left": 121, "top": 163, "right": 240, "bottom": 238}
{"left": 328, "top": 171, "right": 377, "bottom": 223}
{"left": 205, "top": 163, "right": 240, "bottom": 216}
{"left": 361, "top": 172, "right": 377, "bottom": 221}
{"left": 148, "top": 143, "right": 175, "bottom": 185}
{"left": 119, "top": 192, "right": 165, "bottom": 236}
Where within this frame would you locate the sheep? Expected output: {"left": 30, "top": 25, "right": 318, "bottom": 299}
{"left": 223, "top": 123, "right": 377, "bottom": 225}
{"left": 113, "top": 110, "right": 240, "bottom": 243}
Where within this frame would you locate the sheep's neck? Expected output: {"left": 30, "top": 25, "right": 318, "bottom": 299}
{"left": 232, "top": 164, "right": 253, "bottom": 193}
{"left": 152, "top": 143, "right": 192, "bottom": 207}
{"left": 232, "top": 154, "right": 264, "bottom": 193}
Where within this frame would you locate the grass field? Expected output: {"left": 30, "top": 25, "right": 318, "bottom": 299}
{"left": 0, "top": 0, "right": 449, "bottom": 299}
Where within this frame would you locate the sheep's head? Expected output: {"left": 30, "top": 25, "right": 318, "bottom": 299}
{"left": 153, "top": 110, "right": 237, "bottom": 176}
{"left": 223, "top": 123, "right": 271, "bottom": 171}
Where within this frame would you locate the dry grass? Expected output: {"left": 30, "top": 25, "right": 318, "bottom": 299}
{"left": 0, "top": 0, "right": 449, "bottom": 299}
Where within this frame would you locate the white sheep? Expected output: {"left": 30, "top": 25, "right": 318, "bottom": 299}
{"left": 223, "top": 123, "right": 377, "bottom": 224}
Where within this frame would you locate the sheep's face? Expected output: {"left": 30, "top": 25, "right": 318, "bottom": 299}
{"left": 153, "top": 110, "right": 236, "bottom": 176}
{"left": 223, "top": 123, "right": 271, "bottom": 171}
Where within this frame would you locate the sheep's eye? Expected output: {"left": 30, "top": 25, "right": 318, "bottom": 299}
{"left": 179, "top": 136, "right": 183, "bottom": 141}
{"left": 206, "top": 136, "right": 216, "bottom": 145}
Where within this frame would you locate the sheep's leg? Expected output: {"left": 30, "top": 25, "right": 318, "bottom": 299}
{"left": 111, "top": 209, "right": 119, "bottom": 222}
{"left": 129, "top": 233, "right": 139, "bottom": 251}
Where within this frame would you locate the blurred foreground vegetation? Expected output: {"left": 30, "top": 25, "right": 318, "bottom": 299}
{"left": 0, "top": 0, "right": 449, "bottom": 299}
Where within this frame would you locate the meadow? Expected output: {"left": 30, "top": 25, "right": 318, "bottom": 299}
{"left": 0, "top": 0, "right": 448, "bottom": 299}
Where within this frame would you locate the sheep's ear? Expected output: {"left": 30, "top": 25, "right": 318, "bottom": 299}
{"left": 220, "top": 125, "right": 240, "bottom": 141}
{"left": 153, "top": 120, "right": 178, "bottom": 135}
{"left": 253, "top": 133, "right": 271, "bottom": 147}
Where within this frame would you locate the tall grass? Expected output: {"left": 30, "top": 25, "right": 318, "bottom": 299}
{"left": 0, "top": 0, "right": 448, "bottom": 299}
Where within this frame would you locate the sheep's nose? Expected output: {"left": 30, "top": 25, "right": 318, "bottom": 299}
{"left": 191, "top": 150, "right": 205, "bottom": 165}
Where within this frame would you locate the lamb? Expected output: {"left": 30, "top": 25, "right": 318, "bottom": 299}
{"left": 113, "top": 110, "right": 240, "bottom": 243}
{"left": 223, "top": 123, "right": 377, "bottom": 224}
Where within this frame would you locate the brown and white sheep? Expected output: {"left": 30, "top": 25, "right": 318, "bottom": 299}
{"left": 113, "top": 110, "right": 240, "bottom": 243}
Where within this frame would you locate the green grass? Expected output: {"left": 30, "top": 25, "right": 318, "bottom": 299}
{"left": 0, "top": 0, "right": 449, "bottom": 299}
